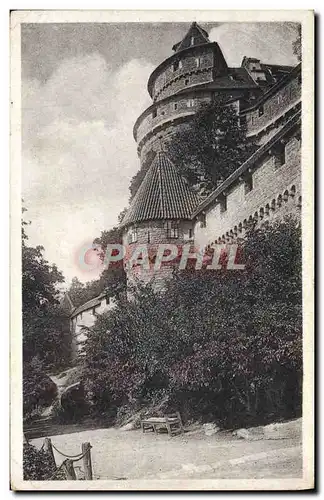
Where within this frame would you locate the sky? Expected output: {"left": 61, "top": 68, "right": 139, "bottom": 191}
{"left": 22, "top": 21, "right": 299, "bottom": 285}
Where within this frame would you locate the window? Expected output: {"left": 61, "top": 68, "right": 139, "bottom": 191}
{"left": 260, "top": 208, "right": 264, "bottom": 219}
{"left": 173, "top": 60, "right": 180, "bottom": 71}
{"left": 129, "top": 226, "right": 138, "bottom": 243}
{"left": 190, "top": 36, "right": 195, "bottom": 46}
{"left": 147, "top": 230, "right": 151, "bottom": 243}
{"left": 283, "top": 190, "right": 289, "bottom": 202}
{"left": 152, "top": 108, "right": 157, "bottom": 118}
{"left": 274, "top": 144, "right": 286, "bottom": 168}
{"left": 200, "top": 214, "right": 206, "bottom": 228}
{"left": 277, "top": 194, "right": 282, "bottom": 207}
{"left": 244, "top": 173, "right": 253, "bottom": 194}
{"left": 185, "top": 78, "right": 190, "bottom": 86}
{"left": 195, "top": 57, "right": 201, "bottom": 68}
{"left": 290, "top": 185, "right": 296, "bottom": 198}
{"left": 187, "top": 99, "right": 195, "bottom": 108}
{"left": 258, "top": 104, "right": 264, "bottom": 117}
{"left": 188, "top": 228, "right": 193, "bottom": 239}
{"left": 220, "top": 195, "right": 227, "bottom": 213}
{"left": 106, "top": 297, "right": 110, "bottom": 305}
{"left": 165, "top": 221, "right": 179, "bottom": 239}
{"left": 173, "top": 102, "right": 178, "bottom": 111}
{"left": 265, "top": 204, "right": 270, "bottom": 216}
{"left": 240, "top": 114, "right": 247, "bottom": 127}
{"left": 92, "top": 307, "right": 96, "bottom": 316}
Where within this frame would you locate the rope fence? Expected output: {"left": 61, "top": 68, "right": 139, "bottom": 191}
{"left": 42, "top": 438, "right": 93, "bottom": 480}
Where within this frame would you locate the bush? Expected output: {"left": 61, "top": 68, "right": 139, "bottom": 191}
{"left": 23, "top": 359, "right": 57, "bottom": 420}
{"left": 82, "top": 218, "right": 302, "bottom": 428}
{"left": 23, "top": 443, "right": 56, "bottom": 480}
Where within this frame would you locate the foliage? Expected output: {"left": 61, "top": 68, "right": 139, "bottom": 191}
{"left": 23, "top": 443, "right": 57, "bottom": 480}
{"left": 67, "top": 224, "right": 127, "bottom": 308}
{"left": 165, "top": 98, "right": 257, "bottom": 195}
{"left": 81, "top": 218, "right": 302, "bottom": 427}
{"left": 22, "top": 208, "right": 68, "bottom": 420}
{"left": 23, "top": 357, "right": 57, "bottom": 419}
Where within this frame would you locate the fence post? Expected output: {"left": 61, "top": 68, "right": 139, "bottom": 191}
{"left": 82, "top": 442, "right": 93, "bottom": 480}
{"left": 44, "top": 437, "right": 56, "bottom": 468}
{"left": 63, "top": 459, "right": 76, "bottom": 480}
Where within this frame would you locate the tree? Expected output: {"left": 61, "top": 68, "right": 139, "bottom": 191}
{"left": 81, "top": 217, "right": 302, "bottom": 427}
{"left": 165, "top": 98, "right": 257, "bottom": 195}
{"left": 22, "top": 209, "right": 68, "bottom": 417}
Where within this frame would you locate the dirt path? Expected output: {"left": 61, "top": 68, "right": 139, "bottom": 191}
{"left": 31, "top": 427, "right": 302, "bottom": 480}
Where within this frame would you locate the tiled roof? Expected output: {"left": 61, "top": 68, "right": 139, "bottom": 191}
{"left": 120, "top": 151, "right": 200, "bottom": 228}
{"left": 70, "top": 292, "right": 107, "bottom": 318}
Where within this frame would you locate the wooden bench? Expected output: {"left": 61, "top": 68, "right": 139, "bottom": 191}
{"left": 141, "top": 412, "right": 184, "bottom": 436}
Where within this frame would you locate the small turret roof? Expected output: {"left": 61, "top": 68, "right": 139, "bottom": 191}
{"left": 120, "top": 151, "right": 200, "bottom": 228}
{"left": 172, "top": 22, "right": 210, "bottom": 52}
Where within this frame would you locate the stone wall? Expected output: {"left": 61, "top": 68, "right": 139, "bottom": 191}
{"left": 135, "top": 93, "right": 212, "bottom": 147}
{"left": 151, "top": 45, "right": 220, "bottom": 101}
{"left": 70, "top": 297, "right": 115, "bottom": 360}
{"left": 123, "top": 219, "right": 194, "bottom": 290}
{"left": 193, "top": 134, "right": 301, "bottom": 249}
{"left": 245, "top": 70, "right": 301, "bottom": 144}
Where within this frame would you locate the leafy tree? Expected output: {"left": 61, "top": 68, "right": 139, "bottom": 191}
{"left": 22, "top": 209, "right": 68, "bottom": 417}
{"left": 165, "top": 98, "right": 257, "bottom": 195}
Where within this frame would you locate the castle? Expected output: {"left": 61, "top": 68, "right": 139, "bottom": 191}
{"left": 120, "top": 22, "right": 301, "bottom": 288}
{"left": 69, "top": 22, "right": 301, "bottom": 357}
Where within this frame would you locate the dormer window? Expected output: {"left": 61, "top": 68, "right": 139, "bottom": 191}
{"left": 258, "top": 104, "right": 264, "bottom": 117}
{"left": 152, "top": 108, "right": 157, "bottom": 118}
{"left": 187, "top": 99, "right": 195, "bottom": 108}
{"left": 195, "top": 57, "right": 201, "bottom": 68}
{"left": 190, "top": 36, "right": 195, "bottom": 46}
{"left": 173, "top": 60, "right": 182, "bottom": 72}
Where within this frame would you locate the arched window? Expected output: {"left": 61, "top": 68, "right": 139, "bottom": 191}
{"left": 238, "top": 222, "right": 243, "bottom": 233}
{"left": 271, "top": 199, "right": 276, "bottom": 211}
{"left": 277, "top": 194, "right": 283, "bottom": 207}
{"left": 254, "top": 211, "right": 259, "bottom": 221}
{"left": 283, "top": 190, "right": 289, "bottom": 202}
{"left": 260, "top": 207, "right": 264, "bottom": 219}
{"left": 297, "top": 196, "right": 302, "bottom": 209}
{"left": 265, "top": 204, "right": 270, "bottom": 216}
{"left": 290, "top": 185, "right": 296, "bottom": 197}
{"left": 234, "top": 225, "right": 238, "bottom": 236}
{"left": 243, "top": 219, "right": 248, "bottom": 229}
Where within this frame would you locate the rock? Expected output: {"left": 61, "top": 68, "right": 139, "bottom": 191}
{"left": 119, "top": 422, "right": 135, "bottom": 431}
{"left": 203, "top": 423, "right": 220, "bottom": 436}
{"left": 234, "top": 428, "right": 251, "bottom": 440}
{"left": 233, "top": 418, "right": 302, "bottom": 441}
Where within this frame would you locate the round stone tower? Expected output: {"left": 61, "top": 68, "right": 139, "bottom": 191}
{"left": 120, "top": 150, "right": 199, "bottom": 290}
{"left": 133, "top": 22, "right": 260, "bottom": 165}
{"left": 121, "top": 22, "right": 261, "bottom": 289}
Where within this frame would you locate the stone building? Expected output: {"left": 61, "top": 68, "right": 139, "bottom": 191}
{"left": 121, "top": 22, "right": 301, "bottom": 287}
{"left": 67, "top": 293, "right": 116, "bottom": 360}
{"left": 66, "top": 22, "right": 302, "bottom": 353}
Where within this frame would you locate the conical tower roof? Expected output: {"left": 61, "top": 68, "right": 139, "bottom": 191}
{"left": 172, "top": 21, "right": 210, "bottom": 52}
{"left": 120, "top": 151, "right": 200, "bottom": 228}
